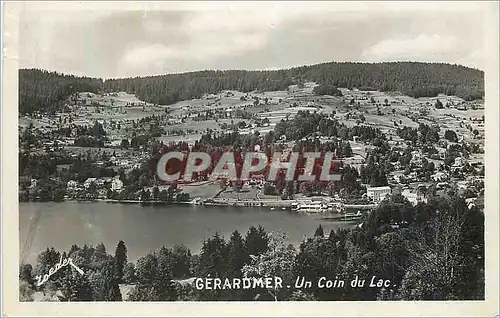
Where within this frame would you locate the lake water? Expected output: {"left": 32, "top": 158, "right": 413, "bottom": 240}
{"left": 19, "top": 202, "right": 350, "bottom": 265}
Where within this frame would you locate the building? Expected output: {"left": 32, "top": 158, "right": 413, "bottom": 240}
{"left": 453, "top": 157, "right": 466, "bottom": 167}
{"left": 83, "top": 178, "right": 97, "bottom": 189}
{"left": 111, "top": 178, "right": 124, "bottom": 192}
{"left": 432, "top": 172, "right": 448, "bottom": 182}
{"left": 343, "top": 154, "right": 365, "bottom": 165}
{"left": 29, "top": 179, "right": 38, "bottom": 189}
{"left": 66, "top": 180, "right": 79, "bottom": 190}
{"left": 401, "top": 189, "right": 427, "bottom": 206}
{"left": 367, "top": 186, "right": 391, "bottom": 204}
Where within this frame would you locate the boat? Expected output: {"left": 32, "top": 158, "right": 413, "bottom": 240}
{"left": 320, "top": 211, "right": 364, "bottom": 221}
{"left": 293, "top": 202, "right": 331, "bottom": 213}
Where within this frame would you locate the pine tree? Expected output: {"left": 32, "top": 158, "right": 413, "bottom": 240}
{"left": 155, "top": 247, "right": 178, "bottom": 300}
{"left": 314, "top": 225, "right": 324, "bottom": 237}
{"left": 226, "top": 230, "right": 248, "bottom": 277}
{"left": 245, "top": 226, "right": 269, "bottom": 257}
{"left": 102, "top": 260, "right": 122, "bottom": 301}
{"left": 59, "top": 267, "right": 94, "bottom": 301}
{"left": 114, "top": 240, "right": 127, "bottom": 283}
{"left": 196, "top": 233, "right": 228, "bottom": 278}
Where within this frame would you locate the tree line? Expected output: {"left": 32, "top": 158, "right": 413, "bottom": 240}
{"left": 19, "top": 62, "right": 483, "bottom": 114}
{"left": 19, "top": 69, "right": 102, "bottom": 114}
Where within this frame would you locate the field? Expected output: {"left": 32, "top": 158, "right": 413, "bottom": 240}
{"left": 20, "top": 83, "right": 484, "bottom": 161}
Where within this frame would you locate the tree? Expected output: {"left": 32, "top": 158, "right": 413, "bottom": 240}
{"left": 19, "top": 280, "right": 35, "bottom": 301}
{"left": 226, "top": 230, "right": 248, "bottom": 277}
{"left": 444, "top": 130, "right": 458, "bottom": 142}
{"left": 152, "top": 186, "right": 159, "bottom": 200}
{"left": 395, "top": 197, "right": 483, "bottom": 300}
{"left": 155, "top": 247, "right": 178, "bottom": 300}
{"left": 90, "top": 260, "right": 122, "bottom": 301}
{"left": 120, "top": 138, "right": 129, "bottom": 149}
{"left": 135, "top": 253, "right": 158, "bottom": 286}
{"left": 19, "top": 264, "right": 34, "bottom": 286}
{"left": 196, "top": 233, "right": 228, "bottom": 278}
{"left": 314, "top": 225, "right": 324, "bottom": 237}
{"left": 92, "top": 121, "right": 106, "bottom": 138}
{"left": 123, "top": 262, "right": 137, "bottom": 284}
{"left": 92, "top": 242, "right": 108, "bottom": 264}
{"left": 245, "top": 226, "right": 269, "bottom": 257}
{"left": 114, "top": 240, "right": 127, "bottom": 283}
{"left": 129, "top": 250, "right": 177, "bottom": 301}
{"left": 313, "top": 85, "right": 343, "bottom": 96}
{"left": 435, "top": 99, "right": 444, "bottom": 109}
{"left": 34, "top": 247, "right": 61, "bottom": 282}
{"left": 59, "top": 266, "right": 94, "bottom": 301}
{"left": 242, "top": 231, "right": 297, "bottom": 301}
{"left": 171, "top": 245, "right": 192, "bottom": 279}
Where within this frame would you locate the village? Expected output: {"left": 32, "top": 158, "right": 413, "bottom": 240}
{"left": 19, "top": 81, "right": 485, "bottom": 219}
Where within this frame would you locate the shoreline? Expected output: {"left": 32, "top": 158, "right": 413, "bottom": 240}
{"left": 19, "top": 198, "right": 378, "bottom": 212}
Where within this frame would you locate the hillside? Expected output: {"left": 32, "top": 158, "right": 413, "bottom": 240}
{"left": 19, "top": 62, "right": 484, "bottom": 114}
{"left": 19, "top": 69, "right": 103, "bottom": 114}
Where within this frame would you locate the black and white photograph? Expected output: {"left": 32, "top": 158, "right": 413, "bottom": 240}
{"left": 1, "top": 1, "right": 499, "bottom": 316}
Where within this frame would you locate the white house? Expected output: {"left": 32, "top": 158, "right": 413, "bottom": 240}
{"left": 343, "top": 154, "right": 365, "bottom": 165}
{"left": 111, "top": 178, "right": 124, "bottom": 192}
{"left": 83, "top": 178, "right": 97, "bottom": 189}
{"left": 66, "top": 180, "right": 79, "bottom": 190}
{"left": 29, "top": 179, "right": 38, "bottom": 189}
{"left": 432, "top": 172, "right": 448, "bottom": 182}
{"left": 465, "top": 197, "right": 477, "bottom": 209}
{"left": 453, "top": 157, "right": 466, "bottom": 167}
{"left": 367, "top": 186, "right": 391, "bottom": 204}
{"left": 401, "top": 189, "right": 427, "bottom": 206}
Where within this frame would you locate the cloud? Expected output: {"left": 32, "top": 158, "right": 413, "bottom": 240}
{"left": 362, "top": 33, "right": 484, "bottom": 69}
{"left": 120, "top": 32, "right": 268, "bottom": 75}
{"left": 362, "top": 34, "right": 460, "bottom": 63}
{"left": 18, "top": 2, "right": 489, "bottom": 77}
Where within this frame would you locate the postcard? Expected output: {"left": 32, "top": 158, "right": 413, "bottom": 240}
{"left": 2, "top": 1, "right": 499, "bottom": 316}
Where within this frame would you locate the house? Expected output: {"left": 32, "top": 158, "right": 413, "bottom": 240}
{"left": 119, "top": 160, "right": 130, "bottom": 167}
{"left": 367, "top": 186, "right": 391, "bottom": 204}
{"left": 457, "top": 181, "right": 468, "bottom": 190}
{"left": 401, "top": 189, "right": 427, "bottom": 206}
{"left": 29, "top": 179, "right": 38, "bottom": 189}
{"left": 343, "top": 154, "right": 365, "bottom": 165}
{"left": 453, "top": 157, "right": 466, "bottom": 167}
{"left": 436, "top": 182, "right": 449, "bottom": 189}
{"left": 83, "top": 178, "right": 97, "bottom": 189}
{"left": 465, "top": 197, "right": 477, "bottom": 209}
{"left": 432, "top": 172, "right": 448, "bottom": 182}
{"left": 66, "top": 180, "right": 79, "bottom": 190}
{"left": 390, "top": 161, "right": 402, "bottom": 170}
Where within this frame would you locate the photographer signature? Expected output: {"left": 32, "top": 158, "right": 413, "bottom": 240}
{"left": 35, "top": 255, "right": 84, "bottom": 286}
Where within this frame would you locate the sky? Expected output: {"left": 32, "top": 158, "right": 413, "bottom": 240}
{"left": 16, "top": 1, "right": 490, "bottom": 79}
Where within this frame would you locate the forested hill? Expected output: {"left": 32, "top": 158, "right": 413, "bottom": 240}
{"left": 19, "top": 69, "right": 103, "bottom": 114}
{"left": 19, "top": 62, "right": 484, "bottom": 114}
{"left": 103, "top": 62, "right": 484, "bottom": 104}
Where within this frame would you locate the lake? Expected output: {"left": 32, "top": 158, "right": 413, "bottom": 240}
{"left": 19, "top": 202, "right": 350, "bottom": 265}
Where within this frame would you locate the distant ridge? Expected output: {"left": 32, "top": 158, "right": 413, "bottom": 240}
{"left": 19, "top": 61, "right": 484, "bottom": 114}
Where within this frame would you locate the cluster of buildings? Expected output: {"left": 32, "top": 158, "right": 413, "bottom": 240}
{"left": 66, "top": 176, "right": 124, "bottom": 199}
